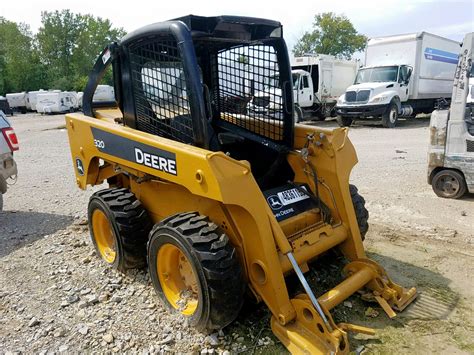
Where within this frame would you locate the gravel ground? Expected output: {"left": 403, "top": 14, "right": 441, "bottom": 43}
{"left": 1, "top": 113, "right": 473, "bottom": 354}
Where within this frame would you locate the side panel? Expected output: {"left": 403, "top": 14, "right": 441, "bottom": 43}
{"left": 416, "top": 33, "right": 460, "bottom": 99}
{"left": 365, "top": 38, "right": 417, "bottom": 67}
{"left": 327, "top": 61, "right": 358, "bottom": 103}
{"left": 427, "top": 109, "right": 448, "bottom": 180}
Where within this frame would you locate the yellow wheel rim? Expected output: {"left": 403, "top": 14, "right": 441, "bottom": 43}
{"left": 157, "top": 243, "right": 199, "bottom": 316}
{"left": 91, "top": 209, "right": 117, "bottom": 264}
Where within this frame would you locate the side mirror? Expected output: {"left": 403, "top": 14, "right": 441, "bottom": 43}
{"left": 405, "top": 69, "right": 413, "bottom": 83}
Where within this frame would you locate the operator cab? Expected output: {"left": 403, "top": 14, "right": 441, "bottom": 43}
{"left": 83, "top": 15, "right": 296, "bottom": 189}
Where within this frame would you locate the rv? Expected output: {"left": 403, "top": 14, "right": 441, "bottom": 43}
{"left": 36, "top": 91, "right": 78, "bottom": 114}
{"left": 26, "top": 90, "right": 46, "bottom": 111}
{"left": 6, "top": 92, "right": 27, "bottom": 114}
{"left": 93, "top": 85, "right": 115, "bottom": 102}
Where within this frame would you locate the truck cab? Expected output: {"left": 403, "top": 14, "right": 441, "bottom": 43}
{"left": 292, "top": 69, "right": 314, "bottom": 108}
{"left": 248, "top": 54, "right": 358, "bottom": 122}
{"left": 247, "top": 70, "right": 314, "bottom": 120}
{"left": 336, "top": 64, "right": 413, "bottom": 126}
{"left": 336, "top": 32, "right": 460, "bottom": 128}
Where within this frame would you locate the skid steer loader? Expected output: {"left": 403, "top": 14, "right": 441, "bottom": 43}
{"left": 66, "top": 15, "right": 416, "bottom": 353}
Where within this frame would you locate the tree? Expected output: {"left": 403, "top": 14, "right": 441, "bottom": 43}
{"left": 36, "top": 10, "right": 125, "bottom": 91}
{"left": 36, "top": 10, "right": 82, "bottom": 90}
{"left": 71, "top": 14, "right": 125, "bottom": 91}
{"left": 0, "top": 18, "right": 45, "bottom": 93}
{"left": 293, "top": 13, "right": 367, "bottom": 59}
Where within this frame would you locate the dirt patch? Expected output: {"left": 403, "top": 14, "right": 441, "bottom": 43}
{"left": 1, "top": 221, "right": 472, "bottom": 354}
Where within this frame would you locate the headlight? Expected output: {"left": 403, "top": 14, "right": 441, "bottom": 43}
{"left": 337, "top": 96, "right": 345, "bottom": 105}
{"left": 370, "top": 95, "right": 388, "bottom": 103}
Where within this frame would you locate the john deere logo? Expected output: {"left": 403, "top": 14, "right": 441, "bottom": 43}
{"left": 76, "top": 158, "right": 84, "bottom": 176}
{"left": 267, "top": 195, "right": 283, "bottom": 210}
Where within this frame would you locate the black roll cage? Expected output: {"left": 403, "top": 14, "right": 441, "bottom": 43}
{"left": 82, "top": 15, "right": 295, "bottom": 150}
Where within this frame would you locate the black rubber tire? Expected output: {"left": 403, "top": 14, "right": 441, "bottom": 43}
{"left": 336, "top": 115, "right": 353, "bottom": 127}
{"left": 382, "top": 102, "right": 399, "bottom": 128}
{"left": 148, "top": 212, "right": 245, "bottom": 331}
{"left": 88, "top": 188, "right": 152, "bottom": 272}
{"left": 314, "top": 110, "right": 327, "bottom": 121}
{"left": 431, "top": 170, "right": 467, "bottom": 199}
{"left": 350, "top": 185, "right": 369, "bottom": 241}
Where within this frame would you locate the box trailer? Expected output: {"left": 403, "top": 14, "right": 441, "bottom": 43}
{"left": 336, "top": 32, "right": 461, "bottom": 127}
{"left": 6, "top": 92, "right": 27, "bottom": 114}
{"left": 36, "top": 91, "right": 78, "bottom": 114}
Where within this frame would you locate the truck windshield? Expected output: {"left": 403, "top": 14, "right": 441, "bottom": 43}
{"left": 355, "top": 66, "right": 399, "bottom": 83}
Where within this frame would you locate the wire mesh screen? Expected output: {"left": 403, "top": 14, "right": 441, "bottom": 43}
{"left": 129, "top": 38, "right": 194, "bottom": 143}
{"left": 213, "top": 45, "right": 284, "bottom": 141}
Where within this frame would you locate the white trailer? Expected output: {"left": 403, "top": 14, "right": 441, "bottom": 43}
{"left": 291, "top": 55, "right": 359, "bottom": 120}
{"left": 336, "top": 32, "right": 461, "bottom": 127}
{"left": 76, "top": 92, "right": 84, "bottom": 109}
{"left": 36, "top": 91, "right": 78, "bottom": 114}
{"left": 26, "top": 90, "right": 46, "bottom": 111}
{"left": 6, "top": 92, "right": 27, "bottom": 114}
{"left": 93, "top": 85, "right": 115, "bottom": 102}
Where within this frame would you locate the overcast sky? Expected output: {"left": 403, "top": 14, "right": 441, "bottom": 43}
{"left": 1, "top": 0, "right": 472, "bottom": 51}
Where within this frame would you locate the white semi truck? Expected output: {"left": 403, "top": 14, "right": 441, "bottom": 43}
{"left": 336, "top": 32, "right": 460, "bottom": 127}
{"left": 247, "top": 55, "right": 358, "bottom": 121}
{"left": 291, "top": 55, "right": 359, "bottom": 121}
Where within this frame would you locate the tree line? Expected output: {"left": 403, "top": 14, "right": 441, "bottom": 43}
{"left": 0, "top": 10, "right": 125, "bottom": 95}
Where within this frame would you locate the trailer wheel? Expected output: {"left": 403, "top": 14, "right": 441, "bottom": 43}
{"left": 336, "top": 115, "right": 353, "bottom": 127}
{"left": 148, "top": 212, "right": 244, "bottom": 331}
{"left": 350, "top": 185, "right": 369, "bottom": 240}
{"left": 431, "top": 170, "right": 467, "bottom": 199}
{"left": 88, "top": 188, "right": 152, "bottom": 272}
{"left": 382, "top": 102, "right": 398, "bottom": 128}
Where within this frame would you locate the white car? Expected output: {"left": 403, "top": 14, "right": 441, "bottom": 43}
{"left": 0, "top": 110, "right": 19, "bottom": 210}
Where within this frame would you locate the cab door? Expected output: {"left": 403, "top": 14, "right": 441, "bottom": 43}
{"left": 297, "top": 74, "right": 313, "bottom": 108}
{"left": 398, "top": 65, "right": 412, "bottom": 102}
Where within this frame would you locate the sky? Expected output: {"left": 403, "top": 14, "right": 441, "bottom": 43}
{"left": 1, "top": 0, "right": 473, "bottom": 52}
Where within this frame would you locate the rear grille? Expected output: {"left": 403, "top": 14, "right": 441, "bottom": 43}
{"left": 253, "top": 96, "right": 270, "bottom": 107}
{"left": 345, "top": 90, "right": 370, "bottom": 103}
